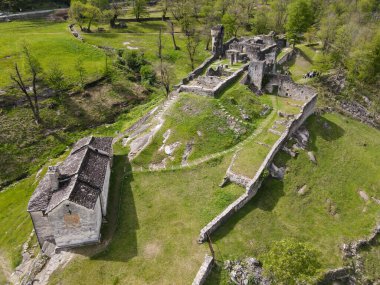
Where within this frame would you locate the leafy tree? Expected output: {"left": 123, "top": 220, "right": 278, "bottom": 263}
{"left": 69, "top": 0, "right": 109, "bottom": 32}
{"left": 132, "top": 0, "right": 148, "bottom": 21}
{"left": 124, "top": 50, "right": 146, "bottom": 73}
{"left": 262, "top": 240, "right": 321, "bottom": 284}
{"left": 109, "top": 1, "right": 126, "bottom": 28}
{"left": 270, "top": 0, "right": 290, "bottom": 33}
{"left": 252, "top": 7, "right": 271, "bottom": 35}
{"left": 317, "top": 12, "right": 339, "bottom": 51}
{"left": 46, "top": 63, "right": 67, "bottom": 94}
{"left": 285, "top": 0, "right": 314, "bottom": 46}
{"left": 222, "top": 13, "right": 239, "bottom": 38}
{"left": 10, "top": 45, "right": 43, "bottom": 125}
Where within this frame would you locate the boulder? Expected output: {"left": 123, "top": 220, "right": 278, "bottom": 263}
{"left": 307, "top": 151, "right": 317, "bottom": 164}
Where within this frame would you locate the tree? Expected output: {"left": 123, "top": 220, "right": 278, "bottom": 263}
{"left": 262, "top": 240, "right": 321, "bottom": 284}
{"left": 167, "top": 20, "right": 180, "bottom": 50}
{"left": 158, "top": 62, "right": 172, "bottom": 96}
{"left": 69, "top": 0, "right": 109, "bottom": 32}
{"left": 270, "top": 0, "right": 289, "bottom": 33}
{"left": 132, "top": 0, "right": 148, "bottom": 21}
{"left": 75, "top": 58, "right": 86, "bottom": 89}
{"left": 252, "top": 7, "right": 271, "bottom": 35}
{"left": 46, "top": 63, "right": 67, "bottom": 94}
{"left": 285, "top": 0, "right": 314, "bottom": 46}
{"left": 185, "top": 31, "right": 201, "bottom": 70}
{"left": 109, "top": 1, "right": 126, "bottom": 28}
{"left": 10, "top": 45, "right": 42, "bottom": 125}
{"left": 222, "top": 13, "right": 239, "bottom": 38}
{"left": 317, "top": 12, "right": 339, "bottom": 51}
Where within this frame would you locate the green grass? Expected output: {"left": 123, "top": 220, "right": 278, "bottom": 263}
{"left": 0, "top": 88, "right": 162, "bottom": 188}
{"left": 206, "top": 113, "right": 380, "bottom": 283}
{"left": 230, "top": 95, "right": 301, "bottom": 178}
{"left": 219, "top": 82, "right": 272, "bottom": 121}
{"left": 0, "top": 20, "right": 106, "bottom": 89}
{"left": 132, "top": 92, "right": 254, "bottom": 168}
{"left": 48, "top": 154, "right": 244, "bottom": 285}
{"left": 361, "top": 236, "right": 380, "bottom": 281}
{"left": 82, "top": 20, "right": 210, "bottom": 84}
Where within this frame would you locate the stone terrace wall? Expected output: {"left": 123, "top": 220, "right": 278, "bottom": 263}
{"left": 198, "top": 94, "right": 317, "bottom": 242}
{"left": 192, "top": 255, "right": 214, "bottom": 285}
{"left": 177, "top": 55, "right": 217, "bottom": 86}
{"left": 277, "top": 49, "right": 296, "bottom": 65}
{"left": 179, "top": 64, "right": 249, "bottom": 97}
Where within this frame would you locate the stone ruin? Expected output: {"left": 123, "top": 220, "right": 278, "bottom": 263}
{"left": 211, "top": 25, "right": 225, "bottom": 56}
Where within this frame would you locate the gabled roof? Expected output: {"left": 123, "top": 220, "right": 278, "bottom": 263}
{"left": 28, "top": 136, "right": 112, "bottom": 213}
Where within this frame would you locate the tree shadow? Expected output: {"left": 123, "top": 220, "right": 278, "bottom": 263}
{"left": 211, "top": 178, "right": 285, "bottom": 243}
{"left": 306, "top": 115, "right": 345, "bottom": 152}
{"left": 69, "top": 155, "right": 139, "bottom": 262}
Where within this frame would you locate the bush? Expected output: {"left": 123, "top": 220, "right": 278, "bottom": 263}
{"left": 140, "top": 65, "right": 156, "bottom": 85}
{"left": 262, "top": 239, "right": 321, "bottom": 284}
{"left": 124, "top": 50, "right": 146, "bottom": 73}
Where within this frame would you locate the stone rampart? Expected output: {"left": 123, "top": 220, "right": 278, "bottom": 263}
{"left": 198, "top": 93, "right": 317, "bottom": 242}
{"left": 192, "top": 255, "right": 214, "bottom": 285}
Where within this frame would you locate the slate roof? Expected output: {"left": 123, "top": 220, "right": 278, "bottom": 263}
{"left": 28, "top": 136, "right": 112, "bottom": 213}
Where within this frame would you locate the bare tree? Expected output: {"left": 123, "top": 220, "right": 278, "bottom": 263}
{"left": 167, "top": 20, "right": 180, "bottom": 50}
{"left": 185, "top": 31, "right": 200, "bottom": 70}
{"left": 157, "top": 28, "right": 171, "bottom": 96}
{"left": 159, "top": 62, "right": 172, "bottom": 96}
{"left": 10, "top": 45, "right": 42, "bottom": 125}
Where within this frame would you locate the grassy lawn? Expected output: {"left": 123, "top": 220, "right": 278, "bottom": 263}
{"left": 0, "top": 20, "right": 105, "bottom": 89}
{"left": 83, "top": 20, "right": 211, "bottom": 84}
{"left": 206, "top": 113, "right": 380, "bottom": 283}
{"left": 48, "top": 153, "right": 244, "bottom": 285}
{"left": 231, "top": 95, "right": 301, "bottom": 178}
{"left": 132, "top": 92, "right": 254, "bottom": 168}
{"left": 361, "top": 235, "right": 380, "bottom": 280}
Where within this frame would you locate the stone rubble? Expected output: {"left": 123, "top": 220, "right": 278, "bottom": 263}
{"left": 224, "top": 257, "right": 270, "bottom": 285}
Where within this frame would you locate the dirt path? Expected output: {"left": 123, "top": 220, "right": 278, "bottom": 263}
{"left": 0, "top": 252, "right": 12, "bottom": 282}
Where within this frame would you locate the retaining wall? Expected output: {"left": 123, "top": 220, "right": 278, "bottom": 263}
{"left": 176, "top": 55, "right": 217, "bottom": 87}
{"left": 277, "top": 49, "right": 296, "bottom": 65}
{"left": 192, "top": 255, "right": 214, "bottom": 285}
{"left": 198, "top": 93, "right": 317, "bottom": 242}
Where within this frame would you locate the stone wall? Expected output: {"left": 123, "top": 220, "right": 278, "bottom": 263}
{"left": 277, "top": 49, "right": 296, "bottom": 65}
{"left": 192, "top": 255, "right": 214, "bottom": 285}
{"left": 179, "top": 64, "right": 248, "bottom": 97}
{"left": 176, "top": 55, "right": 217, "bottom": 87}
{"left": 48, "top": 199, "right": 102, "bottom": 248}
{"left": 198, "top": 94, "right": 317, "bottom": 242}
{"left": 0, "top": 9, "right": 67, "bottom": 22}
{"left": 100, "top": 163, "right": 111, "bottom": 215}
{"left": 30, "top": 211, "right": 54, "bottom": 247}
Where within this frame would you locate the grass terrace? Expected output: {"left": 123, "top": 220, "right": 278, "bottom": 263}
{"left": 209, "top": 58, "right": 246, "bottom": 73}
{"left": 230, "top": 95, "right": 302, "bottom": 178}
{"left": 206, "top": 113, "right": 380, "bottom": 283}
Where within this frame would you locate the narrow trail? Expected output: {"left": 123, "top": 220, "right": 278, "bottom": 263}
{"left": 0, "top": 252, "right": 12, "bottom": 282}
{"left": 131, "top": 96, "right": 278, "bottom": 173}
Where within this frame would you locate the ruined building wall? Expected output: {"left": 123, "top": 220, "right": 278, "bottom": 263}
{"left": 48, "top": 199, "right": 102, "bottom": 248}
{"left": 248, "top": 61, "right": 266, "bottom": 90}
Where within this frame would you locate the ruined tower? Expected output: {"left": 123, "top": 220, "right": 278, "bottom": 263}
{"left": 211, "top": 25, "right": 224, "bottom": 56}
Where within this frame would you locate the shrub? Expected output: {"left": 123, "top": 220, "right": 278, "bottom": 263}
{"left": 124, "top": 50, "right": 145, "bottom": 73}
{"left": 262, "top": 239, "right": 321, "bottom": 284}
{"left": 140, "top": 65, "right": 156, "bottom": 85}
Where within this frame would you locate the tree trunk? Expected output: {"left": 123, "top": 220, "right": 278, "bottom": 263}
{"left": 87, "top": 15, "right": 94, "bottom": 32}
{"left": 169, "top": 21, "right": 180, "bottom": 50}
